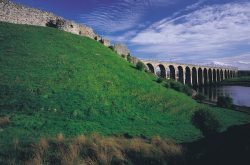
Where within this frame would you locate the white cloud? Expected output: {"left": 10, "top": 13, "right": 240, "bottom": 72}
{"left": 80, "top": 0, "right": 171, "bottom": 33}
{"left": 185, "top": 0, "right": 206, "bottom": 11}
{"left": 238, "top": 61, "right": 250, "bottom": 65}
{"left": 130, "top": 1, "right": 250, "bottom": 69}
{"left": 104, "top": 30, "right": 138, "bottom": 44}
{"left": 209, "top": 54, "right": 250, "bottom": 70}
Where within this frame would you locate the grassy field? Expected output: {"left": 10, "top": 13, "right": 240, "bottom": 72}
{"left": 0, "top": 21, "right": 250, "bottom": 151}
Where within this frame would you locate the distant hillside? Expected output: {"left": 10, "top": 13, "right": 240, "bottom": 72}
{"left": 0, "top": 22, "right": 250, "bottom": 145}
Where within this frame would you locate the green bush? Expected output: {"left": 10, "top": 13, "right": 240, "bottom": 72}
{"left": 169, "top": 81, "right": 182, "bottom": 91}
{"left": 156, "top": 78, "right": 165, "bottom": 83}
{"left": 194, "top": 93, "right": 207, "bottom": 102}
{"left": 182, "top": 85, "right": 193, "bottom": 96}
{"left": 121, "top": 54, "right": 126, "bottom": 58}
{"left": 127, "top": 55, "right": 132, "bottom": 63}
{"left": 217, "top": 96, "right": 233, "bottom": 108}
{"left": 109, "top": 45, "right": 114, "bottom": 51}
{"left": 46, "top": 19, "right": 65, "bottom": 28}
{"left": 168, "top": 81, "right": 192, "bottom": 96}
{"left": 191, "top": 108, "right": 221, "bottom": 136}
{"left": 164, "top": 81, "right": 170, "bottom": 88}
{"left": 136, "top": 61, "right": 146, "bottom": 71}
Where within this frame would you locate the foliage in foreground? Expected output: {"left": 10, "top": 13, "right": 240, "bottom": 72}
{"left": 191, "top": 108, "right": 221, "bottom": 137}
{"left": 217, "top": 96, "right": 233, "bottom": 108}
{"left": 0, "top": 134, "right": 183, "bottom": 165}
{"left": 0, "top": 116, "right": 10, "bottom": 128}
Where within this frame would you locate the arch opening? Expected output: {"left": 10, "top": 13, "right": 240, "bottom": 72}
{"left": 198, "top": 68, "right": 203, "bottom": 85}
{"left": 185, "top": 67, "right": 191, "bottom": 85}
{"left": 225, "top": 70, "right": 228, "bottom": 79}
{"left": 220, "top": 70, "right": 224, "bottom": 80}
{"left": 156, "top": 64, "right": 166, "bottom": 78}
{"left": 208, "top": 69, "right": 213, "bottom": 84}
{"left": 213, "top": 69, "right": 217, "bottom": 83}
{"left": 217, "top": 69, "right": 220, "bottom": 82}
{"left": 203, "top": 68, "right": 208, "bottom": 85}
{"left": 192, "top": 67, "right": 198, "bottom": 86}
{"left": 177, "top": 66, "right": 184, "bottom": 83}
{"left": 169, "top": 65, "right": 176, "bottom": 80}
{"left": 146, "top": 63, "right": 155, "bottom": 74}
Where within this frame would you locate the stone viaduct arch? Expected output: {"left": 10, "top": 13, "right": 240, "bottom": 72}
{"left": 177, "top": 66, "right": 184, "bottom": 83}
{"left": 156, "top": 64, "right": 166, "bottom": 78}
{"left": 220, "top": 69, "right": 224, "bottom": 80}
{"left": 216, "top": 69, "right": 220, "bottom": 82}
{"left": 198, "top": 68, "right": 203, "bottom": 85}
{"left": 142, "top": 60, "right": 237, "bottom": 86}
{"left": 146, "top": 63, "right": 155, "bottom": 74}
{"left": 203, "top": 68, "right": 208, "bottom": 85}
{"left": 213, "top": 69, "right": 217, "bottom": 83}
{"left": 192, "top": 67, "right": 198, "bottom": 86}
{"left": 169, "top": 65, "right": 176, "bottom": 80}
{"left": 185, "top": 66, "right": 192, "bottom": 85}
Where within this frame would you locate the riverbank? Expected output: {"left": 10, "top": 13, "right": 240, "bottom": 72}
{"left": 200, "top": 100, "right": 250, "bottom": 115}
{"left": 219, "top": 76, "right": 250, "bottom": 87}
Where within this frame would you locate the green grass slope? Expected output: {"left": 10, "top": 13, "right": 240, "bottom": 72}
{"left": 0, "top": 22, "right": 249, "bottom": 144}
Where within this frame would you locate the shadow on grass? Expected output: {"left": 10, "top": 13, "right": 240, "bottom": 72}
{"left": 182, "top": 123, "right": 250, "bottom": 165}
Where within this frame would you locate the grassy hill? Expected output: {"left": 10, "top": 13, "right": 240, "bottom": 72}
{"left": 0, "top": 21, "right": 250, "bottom": 147}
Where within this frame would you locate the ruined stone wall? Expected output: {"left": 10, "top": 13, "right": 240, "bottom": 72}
{"left": 0, "top": 0, "right": 97, "bottom": 39}
{"left": 0, "top": 0, "right": 60, "bottom": 27}
{"left": 0, "top": 0, "right": 133, "bottom": 54}
{"left": 113, "top": 44, "right": 130, "bottom": 57}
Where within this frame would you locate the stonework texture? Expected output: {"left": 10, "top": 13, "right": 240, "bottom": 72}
{"left": 0, "top": 0, "right": 96, "bottom": 39}
{"left": 0, "top": 0, "right": 133, "bottom": 57}
{"left": 100, "top": 38, "right": 111, "bottom": 47}
{"left": 113, "top": 44, "right": 130, "bottom": 57}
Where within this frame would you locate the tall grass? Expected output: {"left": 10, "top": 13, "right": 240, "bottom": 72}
{"left": 0, "top": 134, "right": 183, "bottom": 165}
{"left": 0, "top": 116, "right": 10, "bottom": 128}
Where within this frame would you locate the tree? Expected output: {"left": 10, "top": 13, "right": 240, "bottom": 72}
{"left": 136, "top": 61, "right": 146, "bottom": 71}
{"left": 192, "top": 108, "right": 221, "bottom": 137}
{"left": 217, "top": 96, "right": 233, "bottom": 108}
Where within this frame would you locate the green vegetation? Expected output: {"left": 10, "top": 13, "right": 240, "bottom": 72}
{"left": 156, "top": 77, "right": 165, "bottom": 83}
{"left": 127, "top": 54, "right": 132, "bottom": 63}
{"left": 136, "top": 61, "right": 146, "bottom": 71}
{"left": 191, "top": 108, "right": 221, "bottom": 136}
{"left": 0, "top": 116, "right": 10, "bottom": 128}
{"left": 220, "top": 76, "right": 250, "bottom": 86}
{"left": 156, "top": 78, "right": 193, "bottom": 96}
{"left": 0, "top": 21, "right": 250, "bottom": 151}
{"left": 46, "top": 19, "right": 65, "bottom": 28}
{"left": 193, "top": 93, "right": 207, "bottom": 102}
{"left": 0, "top": 134, "right": 183, "bottom": 165}
{"left": 217, "top": 96, "right": 233, "bottom": 108}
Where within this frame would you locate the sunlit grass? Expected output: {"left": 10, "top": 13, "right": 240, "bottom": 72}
{"left": 0, "top": 21, "right": 249, "bottom": 148}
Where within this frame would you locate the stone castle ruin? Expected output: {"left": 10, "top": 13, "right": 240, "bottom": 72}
{"left": 0, "top": 0, "right": 136, "bottom": 62}
{"left": 0, "top": 0, "right": 97, "bottom": 39}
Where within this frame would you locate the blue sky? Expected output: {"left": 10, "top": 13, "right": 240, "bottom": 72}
{"left": 13, "top": 0, "right": 250, "bottom": 70}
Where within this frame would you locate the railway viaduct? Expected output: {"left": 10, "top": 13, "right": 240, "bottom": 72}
{"left": 142, "top": 60, "right": 238, "bottom": 86}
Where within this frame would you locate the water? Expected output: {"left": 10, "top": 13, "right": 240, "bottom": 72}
{"left": 196, "top": 86, "right": 250, "bottom": 107}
